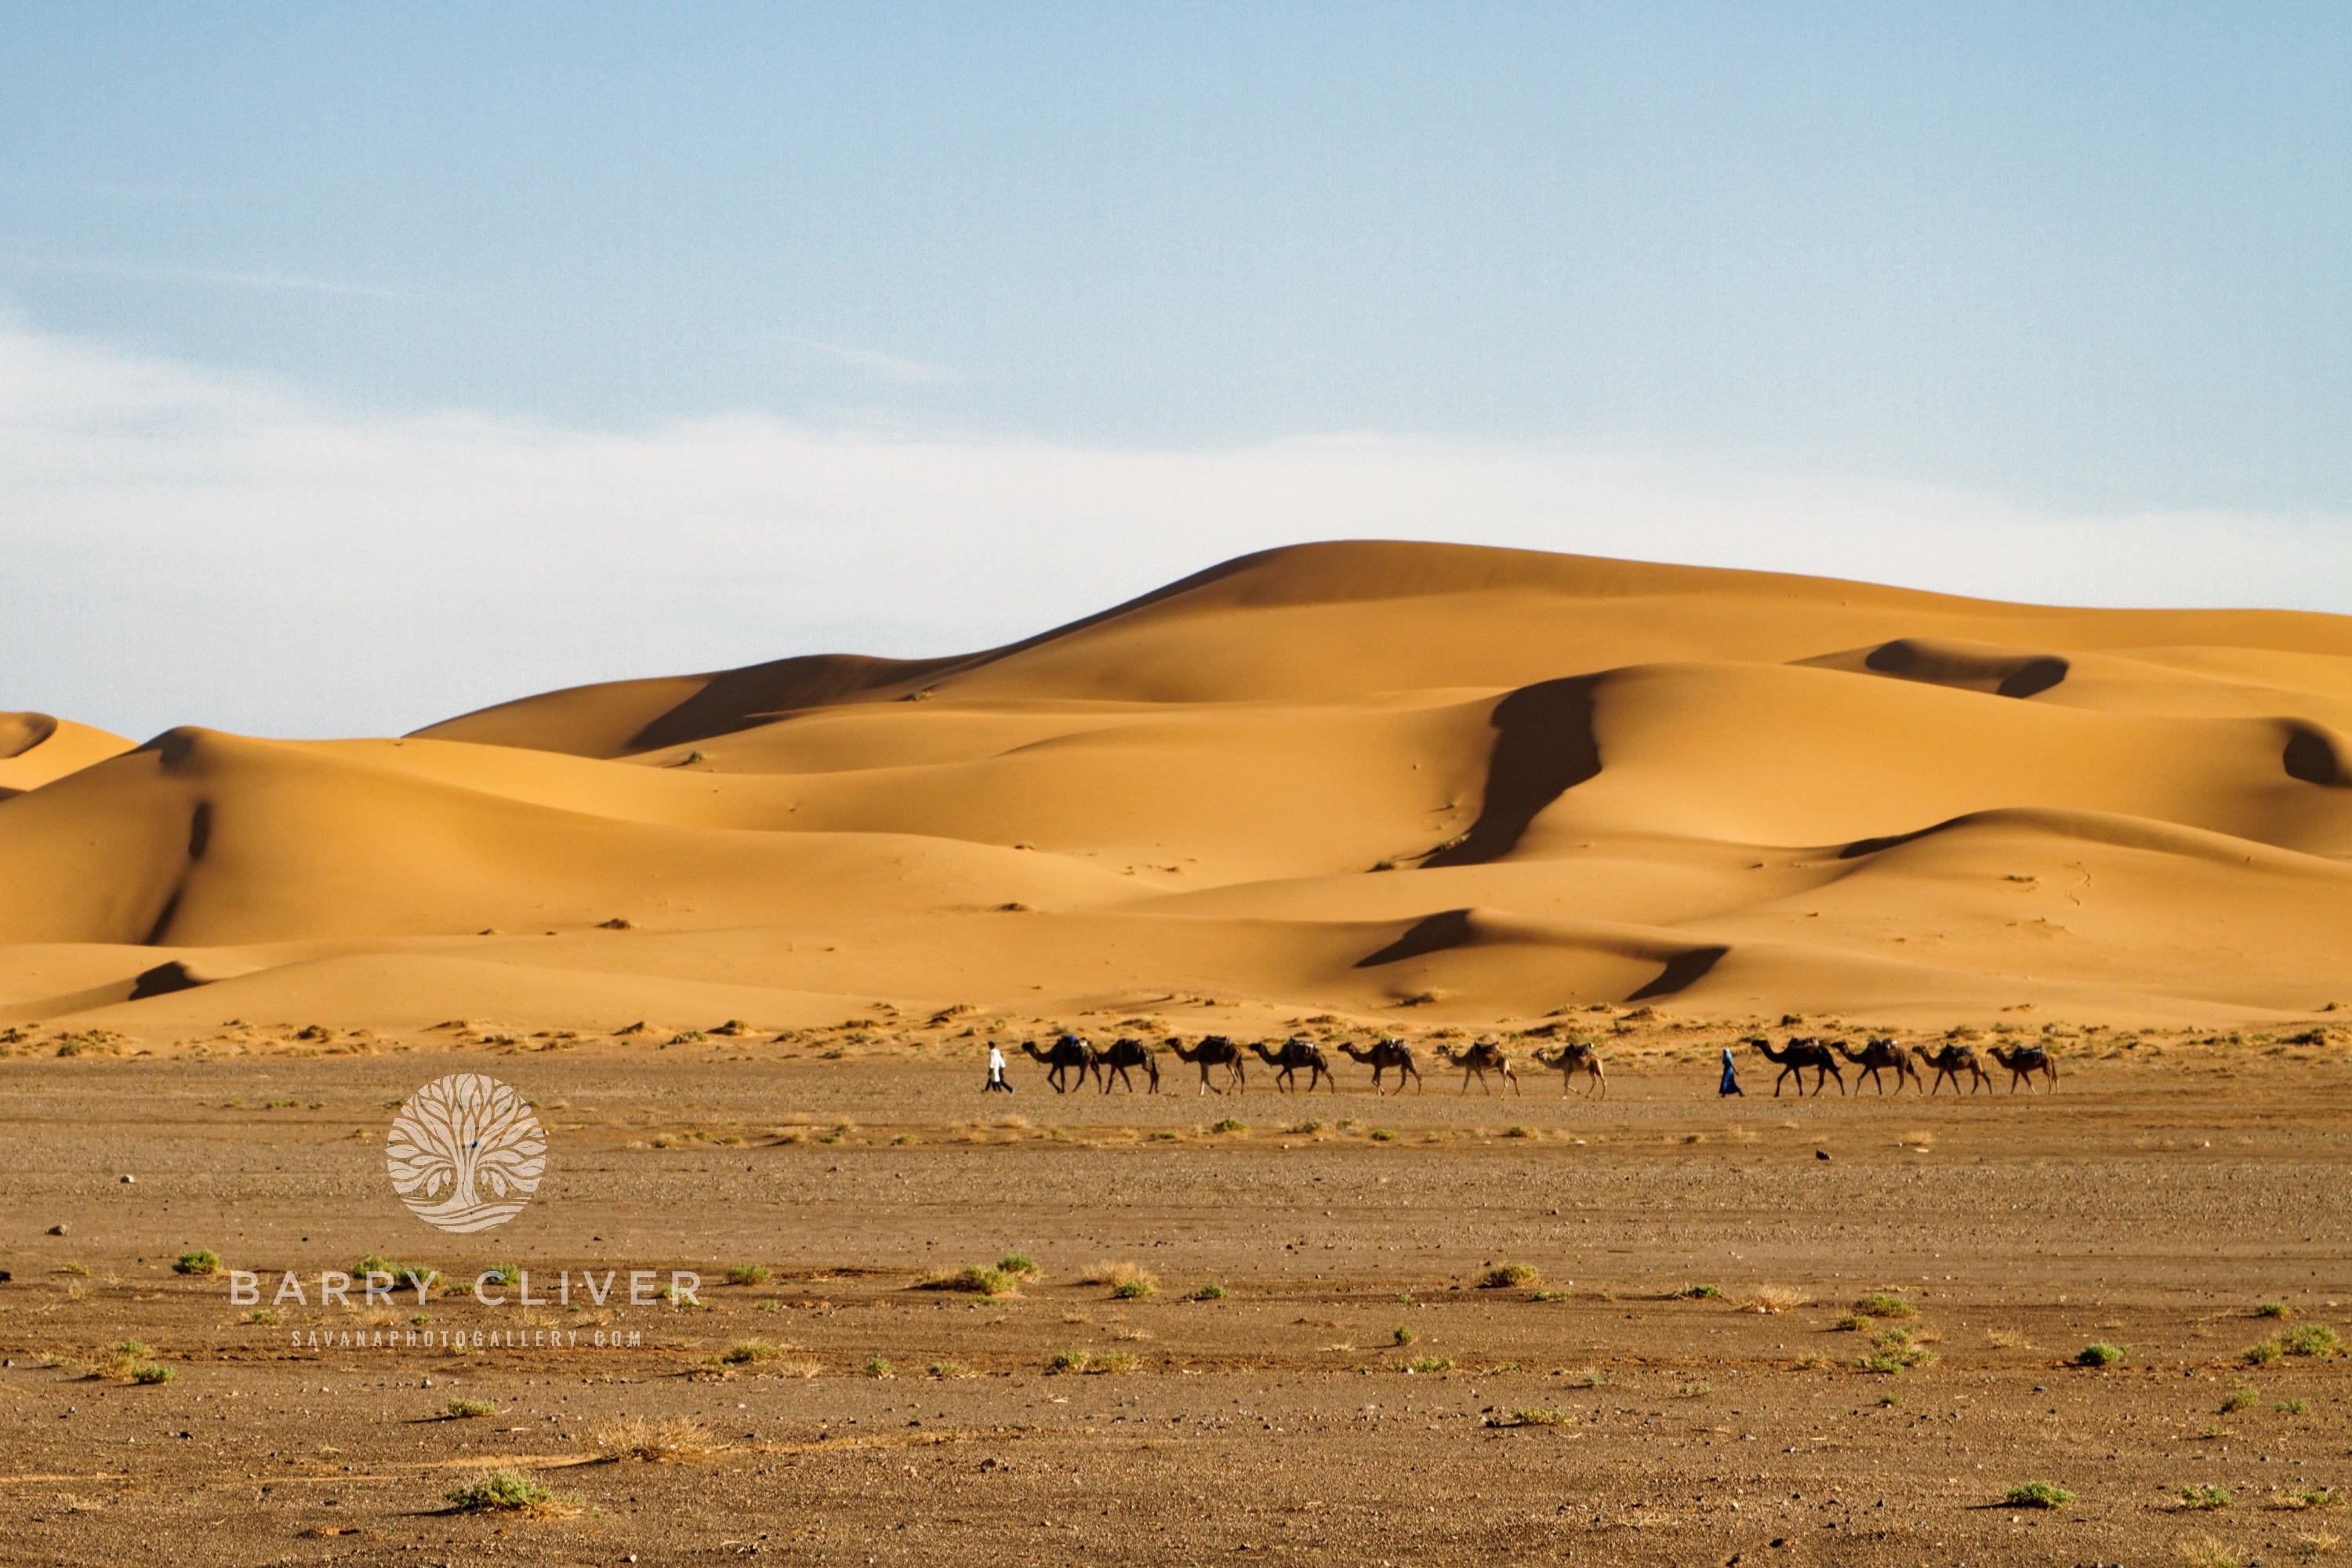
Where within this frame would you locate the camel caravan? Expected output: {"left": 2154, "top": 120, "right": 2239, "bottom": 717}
{"left": 1000, "top": 1029, "right": 2061, "bottom": 1098}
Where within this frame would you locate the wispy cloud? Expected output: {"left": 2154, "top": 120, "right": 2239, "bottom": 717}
{"left": 0, "top": 311, "right": 2343, "bottom": 742}
{"left": 779, "top": 333, "right": 959, "bottom": 384}
{"left": 0, "top": 252, "right": 409, "bottom": 299}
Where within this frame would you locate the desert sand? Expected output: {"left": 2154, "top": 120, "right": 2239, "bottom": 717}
{"left": 5, "top": 539, "right": 2352, "bottom": 1030}
{"left": 4, "top": 541, "right": 2350, "bottom": 1564}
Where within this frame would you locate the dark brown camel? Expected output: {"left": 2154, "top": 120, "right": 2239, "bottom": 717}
{"left": 1250, "top": 1036, "right": 1336, "bottom": 1093}
{"left": 1833, "top": 1036, "right": 1919, "bottom": 1095}
{"left": 1911, "top": 1042, "right": 1991, "bottom": 1095}
{"left": 1165, "top": 1035, "right": 1245, "bottom": 1095}
{"left": 1020, "top": 1035, "right": 1096, "bottom": 1094}
{"left": 1441, "top": 1040, "right": 1519, "bottom": 1095}
{"left": 1338, "top": 1037, "right": 1421, "bottom": 1094}
{"left": 1534, "top": 1040, "right": 1606, "bottom": 1098}
{"left": 1095, "top": 1036, "right": 1160, "bottom": 1094}
{"left": 1748, "top": 1035, "right": 1844, "bottom": 1097}
{"left": 1987, "top": 1042, "right": 2060, "bottom": 1094}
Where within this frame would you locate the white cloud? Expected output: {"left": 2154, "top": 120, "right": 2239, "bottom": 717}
{"left": 0, "top": 311, "right": 2344, "bottom": 742}
{"left": 779, "top": 334, "right": 960, "bottom": 384}
{"left": 0, "top": 252, "right": 410, "bottom": 298}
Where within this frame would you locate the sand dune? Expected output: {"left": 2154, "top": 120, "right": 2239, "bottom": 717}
{"left": 6, "top": 540, "right": 2351, "bottom": 1027}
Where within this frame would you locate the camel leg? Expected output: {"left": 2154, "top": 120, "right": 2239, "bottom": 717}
{"left": 1508, "top": 1068, "right": 1519, "bottom": 1095}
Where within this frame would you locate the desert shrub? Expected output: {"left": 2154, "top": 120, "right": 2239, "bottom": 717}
{"left": 481, "top": 1263, "right": 520, "bottom": 1287}
{"left": 173, "top": 1250, "right": 221, "bottom": 1276}
{"left": 2246, "top": 1338, "right": 2285, "bottom": 1366}
{"left": 865, "top": 1356, "right": 895, "bottom": 1378}
{"left": 1482, "top": 1263, "right": 1538, "bottom": 1289}
{"left": 2259, "top": 1300, "right": 2293, "bottom": 1319}
{"left": 2221, "top": 1385, "right": 2259, "bottom": 1412}
{"left": 1853, "top": 1292, "right": 1915, "bottom": 1319}
{"left": 1678, "top": 1380, "right": 1711, "bottom": 1398}
{"left": 1407, "top": 1355, "right": 1455, "bottom": 1374}
{"left": 1210, "top": 1117, "right": 1247, "bottom": 1134}
{"left": 90, "top": 1341, "right": 153, "bottom": 1380}
{"left": 919, "top": 1265, "right": 1017, "bottom": 1298}
{"left": 243, "top": 1308, "right": 280, "bottom": 1325}
{"left": 1532, "top": 1289, "right": 1572, "bottom": 1303}
{"left": 1743, "top": 1284, "right": 1808, "bottom": 1313}
{"left": 1368, "top": 1127, "right": 1395, "bottom": 1142}
{"left": 1678, "top": 1283, "right": 1721, "bottom": 1300}
{"left": 594, "top": 1416, "right": 717, "bottom": 1461}
{"left": 1835, "top": 1314, "right": 1873, "bottom": 1333}
{"left": 2278, "top": 1399, "right": 2313, "bottom": 1415}
{"left": 130, "top": 1363, "right": 172, "bottom": 1385}
{"left": 1085, "top": 1352, "right": 1137, "bottom": 1374}
{"left": 446, "top": 1396, "right": 494, "bottom": 1418}
{"left": 445, "top": 1468, "right": 579, "bottom": 1516}
{"left": 2074, "top": 1341, "right": 2128, "bottom": 1367}
{"left": 1512, "top": 1406, "right": 1571, "bottom": 1425}
{"left": 1112, "top": 1277, "right": 1153, "bottom": 1300}
{"left": 1076, "top": 1261, "right": 1156, "bottom": 1292}
{"left": 2180, "top": 1485, "right": 2231, "bottom": 1510}
{"left": 927, "top": 1360, "right": 969, "bottom": 1378}
{"left": 1504, "top": 1125, "right": 1534, "bottom": 1138}
{"left": 1187, "top": 1283, "right": 1228, "bottom": 1301}
{"left": 996, "top": 1253, "right": 1041, "bottom": 1280}
{"left": 1877, "top": 1392, "right": 1900, "bottom": 1406}
{"left": 1392, "top": 1325, "right": 1415, "bottom": 1346}
{"left": 2002, "top": 1479, "right": 2073, "bottom": 1508}
{"left": 724, "top": 1264, "right": 771, "bottom": 1287}
{"left": 2283, "top": 1323, "right": 2340, "bottom": 1357}
{"left": 1047, "top": 1349, "right": 1091, "bottom": 1374}
{"left": 2288, "top": 1487, "right": 2342, "bottom": 1508}
{"left": 1857, "top": 1352, "right": 1907, "bottom": 1375}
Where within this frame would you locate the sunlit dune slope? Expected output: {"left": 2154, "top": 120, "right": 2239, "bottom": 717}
{"left": 7, "top": 540, "right": 2352, "bottom": 1027}
{"left": 0, "top": 712, "right": 132, "bottom": 797}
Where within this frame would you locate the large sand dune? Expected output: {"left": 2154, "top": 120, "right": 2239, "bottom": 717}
{"left": 6, "top": 540, "right": 2350, "bottom": 1027}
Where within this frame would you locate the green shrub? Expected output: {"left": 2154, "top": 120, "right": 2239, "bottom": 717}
{"left": 718, "top": 1341, "right": 782, "bottom": 1365}
{"left": 927, "top": 1360, "right": 969, "bottom": 1378}
{"left": 865, "top": 1356, "right": 895, "bottom": 1378}
{"left": 920, "top": 1265, "right": 1017, "bottom": 1298}
{"left": 1187, "top": 1283, "right": 1228, "bottom": 1301}
{"left": 2245, "top": 1338, "right": 2284, "bottom": 1366}
{"left": 724, "top": 1264, "right": 771, "bottom": 1287}
{"left": 445, "top": 1469, "right": 558, "bottom": 1512}
{"left": 2179, "top": 1484, "right": 2230, "bottom": 1510}
{"left": 2220, "top": 1385, "right": 2258, "bottom": 1412}
{"left": 446, "top": 1396, "right": 494, "bottom": 1418}
{"left": 1392, "top": 1325, "right": 1415, "bottom": 1346}
{"left": 1481, "top": 1263, "right": 1538, "bottom": 1289}
{"left": 1112, "top": 1278, "right": 1152, "bottom": 1300}
{"left": 2074, "top": 1341, "right": 2128, "bottom": 1367}
{"left": 130, "top": 1363, "right": 172, "bottom": 1385}
{"left": 2282, "top": 1323, "right": 2339, "bottom": 1357}
{"left": 1086, "top": 1352, "right": 1137, "bottom": 1374}
{"left": 2278, "top": 1398, "right": 2311, "bottom": 1415}
{"left": 1512, "top": 1406, "right": 1570, "bottom": 1425}
{"left": 996, "top": 1253, "right": 1040, "bottom": 1279}
{"left": 1210, "top": 1117, "right": 1248, "bottom": 1134}
{"left": 1679, "top": 1283, "right": 1722, "bottom": 1300}
{"left": 1047, "top": 1349, "right": 1090, "bottom": 1374}
{"left": 172, "top": 1250, "right": 221, "bottom": 1276}
{"left": 481, "top": 1263, "right": 520, "bottom": 1287}
{"left": 2289, "top": 1487, "right": 2340, "bottom": 1508}
{"left": 1369, "top": 1127, "right": 1395, "bottom": 1142}
{"left": 2257, "top": 1300, "right": 2292, "bottom": 1319}
{"left": 1853, "top": 1292, "right": 1915, "bottom": 1319}
{"left": 1531, "top": 1289, "right": 1571, "bottom": 1302}
{"left": 242, "top": 1308, "right": 280, "bottom": 1325}
{"left": 2002, "top": 1480, "right": 2073, "bottom": 1509}
{"left": 1407, "top": 1355, "right": 1455, "bottom": 1374}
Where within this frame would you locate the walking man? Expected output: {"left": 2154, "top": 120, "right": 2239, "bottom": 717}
{"left": 984, "top": 1040, "right": 1014, "bottom": 1094}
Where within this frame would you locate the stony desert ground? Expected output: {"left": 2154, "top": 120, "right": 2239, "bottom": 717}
{"left": 0, "top": 1015, "right": 2347, "bottom": 1566}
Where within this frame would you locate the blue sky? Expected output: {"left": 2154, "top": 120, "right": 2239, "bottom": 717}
{"left": 1, "top": 4, "right": 2347, "bottom": 737}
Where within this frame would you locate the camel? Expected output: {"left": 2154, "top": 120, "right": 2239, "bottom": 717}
{"left": 1748, "top": 1035, "right": 1845, "bottom": 1097}
{"left": 1094, "top": 1036, "right": 1160, "bottom": 1094}
{"left": 1441, "top": 1040, "right": 1519, "bottom": 1095}
{"left": 1833, "top": 1036, "right": 1919, "bottom": 1095}
{"left": 1911, "top": 1041, "right": 1991, "bottom": 1095}
{"left": 1338, "top": 1036, "right": 1422, "bottom": 1094}
{"left": 1020, "top": 1034, "right": 1097, "bottom": 1094}
{"left": 1534, "top": 1040, "right": 1606, "bottom": 1098}
{"left": 1250, "top": 1036, "right": 1337, "bottom": 1094}
{"left": 1987, "top": 1042, "right": 2061, "bottom": 1094}
{"left": 1165, "top": 1035, "right": 1246, "bottom": 1095}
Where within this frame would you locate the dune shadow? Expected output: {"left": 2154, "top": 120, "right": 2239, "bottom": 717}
{"left": 1423, "top": 676, "right": 1602, "bottom": 867}
{"left": 1354, "top": 909, "right": 1475, "bottom": 968}
{"left": 2284, "top": 724, "right": 2347, "bottom": 786}
{"left": 128, "top": 960, "right": 207, "bottom": 1000}
{"left": 1628, "top": 945, "right": 1729, "bottom": 999}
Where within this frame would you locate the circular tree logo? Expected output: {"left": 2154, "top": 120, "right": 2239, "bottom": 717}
{"left": 384, "top": 1073, "right": 547, "bottom": 1232}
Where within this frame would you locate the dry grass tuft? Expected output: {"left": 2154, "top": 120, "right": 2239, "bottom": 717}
{"left": 1987, "top": 1328, "right": 2034, "bottom": 1349}
{"left": 1076, "top": 1261, "right": 1157, "bottom": 1290}
{"left": 1740, "top": 1283, "right": 1809, "bottom": 1313}
{"left": 444, "top": 1468, "right": 583, "bottom": 1518}
{"left": 593, "top": 1416, "right": 720, "bottom": 1461}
